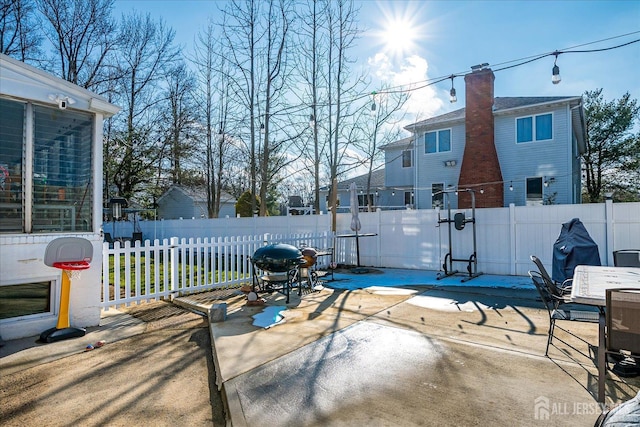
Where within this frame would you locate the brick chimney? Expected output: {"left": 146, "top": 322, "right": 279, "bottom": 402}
{"left": 458, "top": 65, "right": 503, "bottom": 208}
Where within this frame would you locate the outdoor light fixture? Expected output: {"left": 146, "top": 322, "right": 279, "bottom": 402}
{"left": 391, "top": 191, "right": 395, "bottom": 196}
{"left": 109, "top": 197, "right": 128, "bottom": 221}
{"left": 480, "top": 188, "right": 485, "bottom": 194}
{"left": 509, "top": 181, "right": 514, "bottom": 191}
{"left": 552, "top": 52, "right": 561, "bottom": 84}
{"left": 48, "top": 93, "right": 76, "bottom": 110}
{"left": 449, "top": 76, "right": 457, "bottom": 103}
{"left": 443, "top": 160, "right": 457, "bottom": 167}
{"left": 370, "top": 91, "right": 377, "bottom": 113}
{"left": 544, "top": 177, "right": 556, "bottom": 187}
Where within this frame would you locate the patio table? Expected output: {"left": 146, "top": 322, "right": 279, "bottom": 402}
{"left": 570, "top": 265, "right": 640, "bottom": 403}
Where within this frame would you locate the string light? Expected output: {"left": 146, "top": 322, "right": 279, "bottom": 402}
{"left": 552, "top": 51, "right": 561, "bottom": 84}
{"left": 260, "top": 32, "right": 639, "bottom": 120}
{"left": 449, "top": 76, "right": 457, "bottom": 103}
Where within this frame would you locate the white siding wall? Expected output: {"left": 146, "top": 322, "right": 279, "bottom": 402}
{"left": 0, "top": 234, "right": 103, "bottom": 340}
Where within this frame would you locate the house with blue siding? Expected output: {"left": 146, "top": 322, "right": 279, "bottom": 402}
{"left": 322, "top": 65, "right": 586, "bottom": 212}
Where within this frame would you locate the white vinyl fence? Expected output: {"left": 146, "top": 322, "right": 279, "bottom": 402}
{"left": 102, "top": 201, "right": 640, "bottom": 308}
{"left": 101, "top": 231, "right": 333, "bottom": 309}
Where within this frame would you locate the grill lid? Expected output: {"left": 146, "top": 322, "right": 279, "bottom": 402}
{"left": 251, "top": 243, "right": 305, "bottom": 272}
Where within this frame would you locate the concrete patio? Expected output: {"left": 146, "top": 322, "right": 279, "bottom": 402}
{"left": 180, "top": 268, "right": 638, "bottom": 426}
{"left": 2, "top": 268, "right": 639, "bottom": 426}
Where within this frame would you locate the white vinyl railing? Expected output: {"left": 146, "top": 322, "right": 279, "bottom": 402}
{"left": 101, "top": 231, "right": 333, "bottom": 309}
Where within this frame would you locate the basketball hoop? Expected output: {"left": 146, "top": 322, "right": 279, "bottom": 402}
{"left": 52, "top": 260, "right": 90, "bottom": 281}
{"left": 40, "top": 237, "right": 93, "bottom": 343}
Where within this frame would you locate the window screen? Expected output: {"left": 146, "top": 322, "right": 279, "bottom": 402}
{"left": 439, "top": 130, "right": 451, "bottom": 152}
{"left": 536, "top": 114, "right": 552, "bottom": 140}
{"left": 425, "top": 132, "right": 437, "bottom": 153}
{"left": 517, "top": 117, "right": 533, "bottom": 143}
{"left": 0, "top": 99, "right": 25, "bottom": 233}
{"left": 33, "top": 105, "right": 94, "bottom": 232}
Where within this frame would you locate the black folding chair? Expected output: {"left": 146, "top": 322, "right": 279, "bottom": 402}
{"left": 529, "top": 270, "right": 598, "bottom": 356}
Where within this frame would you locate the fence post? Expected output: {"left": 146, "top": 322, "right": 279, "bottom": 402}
{"left": 376, "top": 208, "right": 382, "bottom": 267}
{"left": 509, "top": 203, "right": 516, "bottom": 275}
{"left": 170, "top": 237, "right": 179, "bottom": 298}
{"left": 605, "top": 199, "right": 614, "bottom": 266}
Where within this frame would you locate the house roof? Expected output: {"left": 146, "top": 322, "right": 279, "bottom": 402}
{"left": 0, "top": 53, "right": 120, "bottom": 116}
{"left": 402, "top": 96, "right": 582, "bottom": 133}
{"left": 320, "top": 169, "right": 386, "bottom": 191}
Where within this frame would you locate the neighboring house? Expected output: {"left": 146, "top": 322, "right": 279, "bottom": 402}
{"left": 0, "top": 53, "right": 120, "bottom": 340}
{"left": 319, "top": 169, "right": 391, "bottom": 213}
{"left": 322, "top": 65, "right": 586, "bottom": 212}
{"left": 385, "top": 65, "right": 586, "bottom": 210}
{"left": 157, "top": 185, "right": 237, "bottom": 219}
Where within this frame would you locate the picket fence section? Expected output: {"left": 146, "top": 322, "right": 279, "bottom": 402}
{"left": 102, "top": 231, "right": 333, "bottom": 309}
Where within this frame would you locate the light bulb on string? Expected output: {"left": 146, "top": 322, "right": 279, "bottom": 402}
{"left": 552, "top": 51, "right": 561, "bottom": 84}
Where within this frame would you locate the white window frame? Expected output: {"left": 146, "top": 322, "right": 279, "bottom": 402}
{"left": 516, "top": 112, "right": 553, "bottom": 144}
{"left": 424, "top": 128, "right": 452, "bottom": 154}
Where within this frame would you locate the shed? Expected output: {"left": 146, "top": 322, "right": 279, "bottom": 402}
{"left": 157, "top": 185, "right": 237, "bottom": 219}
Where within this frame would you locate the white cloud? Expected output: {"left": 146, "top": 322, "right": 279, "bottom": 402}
{"left": 368, "top": 52, "right": 444, "bottom": 130}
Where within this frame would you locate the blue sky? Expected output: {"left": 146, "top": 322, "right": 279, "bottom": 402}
{"left": 113, "top": 0, "right": 639, "bottom": 121}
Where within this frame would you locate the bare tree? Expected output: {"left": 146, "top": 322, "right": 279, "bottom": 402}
{"left": 353, "top": 89, "right": 408, "bottom": 211}
{"left": 105, "top": 12, "right": 179, "bottom": 201}
{"left": 163, "top": 61, "right": 197, "bottom": 185}
{"left": 324, "top": 0, "right": 362, "bottom": 230}
{"left": 295, "top": 0, "right": 328, "bottom": 214}
{"left": 0, "top": 0, "right": 42, "bottom": 61}
{"left": 257, "top": 0, "right": 293, "bottom": 216}
{"left": 37, "top": 0, "right": 117, "bottom": 90}
{"left": 192, "top": 20, "right": 244, "bottom": 217}
{"left": 221, "top": 0, "right": 261, "bottom": 215}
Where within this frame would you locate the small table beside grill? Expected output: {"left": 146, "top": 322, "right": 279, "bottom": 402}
{"left": 570, "top": 265, "right": 640, "bottom": 403}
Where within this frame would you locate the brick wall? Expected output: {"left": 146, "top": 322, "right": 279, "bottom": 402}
{"left": 459, "top": 68, "right": 504, "bottom": 208}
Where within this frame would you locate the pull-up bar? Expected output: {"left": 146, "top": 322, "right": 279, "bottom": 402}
{"left": 436, "top": 189, "right": 482, "bottom": 282}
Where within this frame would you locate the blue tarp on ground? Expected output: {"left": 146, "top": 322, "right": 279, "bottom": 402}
{"left": 552, "top": 218, "right": 601, "bottom": 283}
